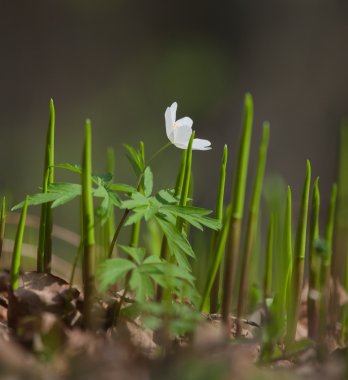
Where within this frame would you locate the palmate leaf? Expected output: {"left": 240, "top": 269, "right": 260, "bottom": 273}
{"left": 155, "top": 215, "right": 194, "bottom": 270}
{"left": 12, "top": 183, "right": 82, "bottom": 210}
{"left": 121, "top": 192, "right": 149, "bottom": 210}
{"left": 160, "top": 205, "right": 221, "bottom": 231}
{"left": 123, "top": 144, "right": 145, "bottom": 178}
{"left": 108, "top": 183, "right": 137, "bottom": 194}
{"left": 118, "top": 244, "right": 146, "bottom": 265}
{"left": 97, "top": 258, "right": 136, "bottom": 292}
{"left": 155, "top": 189, "right": 178, "bottom": 205}
{"left": 129, "top": 271, "right": 154, "bottom": 302}
{"left": 55, "top": 163, "right": 112, "bottom": 185}
{"left": 94, "top": 184, "right": 121, "bottom": 224}
{"left": 143, "top": 166, "right": 153, "bottom": 197}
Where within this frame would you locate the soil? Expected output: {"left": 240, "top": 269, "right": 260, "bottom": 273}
{"left": 0, "top": 270, "right": 346, "bottom": 380}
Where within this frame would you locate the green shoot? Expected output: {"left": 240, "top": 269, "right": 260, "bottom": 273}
{"left": 200, "top": 204, "right": 232, "bottom": 312}
{"left": 209, "top": 145, "right": 228, "bottom": 313}
{"left": 104, "top": 148, "right": 116, "bottom": 258}
{"left": 323, "top": 183, "right": 337, "bottom": 289}
{"left": 286, "top": 160, "right": 311, "bottom": 343}
{"left": 37, "top": 99, "right": 55, "bottom": 272}
{"left": 263, "top": 213, "right": 274, "bottom": 302}
{"left": 236, "top": 122, "right": 270, "bottom": 331}
{"left": 81, "top": 119, "right": 96, "bottom": 329}
{"left": 222, "top": 93, "right": 253, "bottom": 324}
{"left": 307, "top": 177, "right": 321, "bottom": 340}
{"left": 10, "top": 196, "right": 28, "bottom": 290}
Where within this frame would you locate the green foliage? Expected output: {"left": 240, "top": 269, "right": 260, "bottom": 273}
{"left": 97, "top": 245, "right": 195, "bottom": 303}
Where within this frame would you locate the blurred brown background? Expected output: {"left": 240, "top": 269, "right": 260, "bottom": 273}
{"left": 1, "top": 0, "right": 348, "bottom": 233}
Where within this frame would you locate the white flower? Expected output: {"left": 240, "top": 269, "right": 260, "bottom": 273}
{"left": 165, "top": 102, "right": 211, "bottom": 150}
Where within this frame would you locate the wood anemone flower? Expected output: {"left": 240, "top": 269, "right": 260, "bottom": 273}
{"left": 165, "top": 102, "right": 211, "bottom": 150}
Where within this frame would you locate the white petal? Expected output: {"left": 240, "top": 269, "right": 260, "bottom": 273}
{"left": 170, "top": 102, "right": 177, "bottom": 123}
{"left": 192, "top": 138, "right": 212, "bottom": 151}
{"left": 174, "top": 141, "right": 189, "bottom": 149}
{"left": 165, "top": 107, "right": 174, "bottom": 139}
{"left": 174, "top": 124, "right": 192, "bottom": 146}
{"left": 175, "top": 117, "right": 193, "bottom": 129}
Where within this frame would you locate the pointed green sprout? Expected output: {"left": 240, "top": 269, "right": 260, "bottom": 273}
{"left": 263, "top": 213, "right": 274, "bottom": 302}
{"left": 0, "top": 196, "right": 6, "bottom": 261}
{"left": 287, "top": 160, "right": 311, "bottom": 342}
{"left": 237, "top": 122, "right": 270, "bottom": 330}
{"left": 323, "top": 183, "right": 337, "bottom": 288}
{"left": 283, "top": 186, "right": 293, "bottom": 322}
{"left": 199, "top": 145, "right": 228, "bottom": 312}
{"left": 222, "top": 93, "right": 253, "bottom": 324}
{"left": 130, "top": 142, "right": 145, "bottom": 248}
{"left": 81, "top": 119, "right": 96, "bottom": 328}
{"left": 104, "top": 148, "right": 116, "bottom": 258}
{"left": 37, "top": 99, "right": 55, "bottom": 272}
{"left": 307, "top": 177, "right": 321, "bottom": 340}
{"left": 10, "top": 196, "right": 28, "bottom": 290}
{"left": 209, "top": 145, "right": 228, "bottom": 313}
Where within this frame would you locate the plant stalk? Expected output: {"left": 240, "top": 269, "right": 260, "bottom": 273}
{"left": 81, "top": 119, "right": 96, "bottom": 329}
{"left": 222, "top": 93, "right": 253, "bottom": 325}
{"left": 236, "top": 122, "right": 270, "bottom": 333}
{"left": 10, "top": 196, "right": 28, "bottom": 290}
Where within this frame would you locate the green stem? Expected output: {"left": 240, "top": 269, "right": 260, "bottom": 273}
{"left": 307, "top": 177, "right": 320, "bottom": 340}
{"left": 263, "top": 213, "right": 274, "bottom": 302}
{"left": 104, "top": 148, "right": 116, "bottom": 258}
{"left": 236, "top": 123, "right": 269, "bottom": 332}
{"left": 176, "top": 132, "right": 194, "bottom": 231}
{"left": 222, "top": 93, "right": 253, "bottom": 324}
{"left": 81, "top": 119, "right": 96, "bottom": 329}
{"left": 286, "top": 160, "right": 311, "bottom": 343}
{"left": 200, "top": 204, "right": 232, "bottom": 312}
{"left": 210, "top": 145, "right": 228, "bottom": 313}
{"left": 37, "top": 99, "right": 55, "bottom": 272}
{"left": 10, "top": 196, "right": 28, "bottom": 290}
{"left": 323, "top": 183, "right": 337, "bottom": 288}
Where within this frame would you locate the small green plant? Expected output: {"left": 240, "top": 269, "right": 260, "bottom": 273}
{"left": 8, "top": 95, "right": 345, "bottom": 367}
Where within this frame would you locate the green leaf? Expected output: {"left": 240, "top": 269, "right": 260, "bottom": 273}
{"left": 108, "top": 183, "right": 137, "bottom": 194}
{"left": 155, "top": 189, "right": 178, "bottom": 205}
{"left": 121, "top": 192, "right": 149, "bottom": 209}
{"left": 12, "top": 182, "right": 82, "bottom": 211}
{"left": 143, "top": 166, "right": 153, "bottom": 197}
{"left": 155, "top": 215, "right": 195, "bottom": 269}
{"left": 118, "top": 244, "right": 145, "bottom": 265}
{"left": 55, "top": 163, "right": 82, "bottom": 174}
{"left": 93, "top": 172, "right": 112, "bottom": 183}
{"left": 161, "top": 205, "right": 221, "bottom": 231}
{"left": 129, "top": 271, "right": 154, "bottom": 302}
{"left": 123, "top": 144, "right": 144, "bottom": 177}
{"left": 125, "top": 207, "right": 147, "bottom": 226}
{"left": 97, "top": 258, "right": 136, "bottom": 292}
